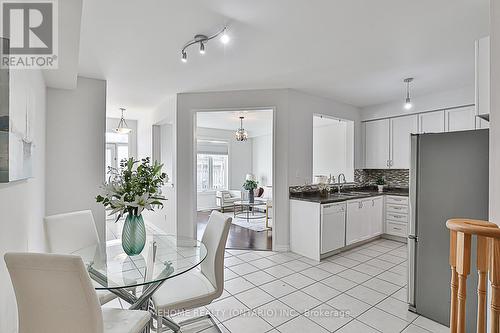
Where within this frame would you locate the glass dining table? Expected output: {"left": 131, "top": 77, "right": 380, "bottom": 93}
{"left": 73, "top": 234, "right": 207, "bottom": 330}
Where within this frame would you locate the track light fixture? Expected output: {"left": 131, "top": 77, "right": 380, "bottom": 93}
{"left": 180, "top": 26, "right": 229, "bottom": 63}
{"left": 403, "top": 78, "right": 414, "bottom": 110}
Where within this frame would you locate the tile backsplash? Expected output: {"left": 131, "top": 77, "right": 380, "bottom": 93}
{"left": 354, "top": 169, "right": 409, "bottom": 188}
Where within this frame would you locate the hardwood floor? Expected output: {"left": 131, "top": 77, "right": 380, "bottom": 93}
{"left": 197, "top": 211, "right": 272, "bottom": 251}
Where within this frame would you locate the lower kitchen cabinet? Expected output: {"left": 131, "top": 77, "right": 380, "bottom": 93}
{"left": 290, "top": 195, "right": 403, "bottom": 261}
{"left": 384, "top": 195, "right": 409, "bottom": 238}
{"left": 346, "top": 196, "right": 383, "bottom": 245}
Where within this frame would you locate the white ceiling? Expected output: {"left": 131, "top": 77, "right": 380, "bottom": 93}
{"left": 197, "top": 110, "right": 273, "bottom": 137}
{"left": 78, "top": 0, "right": 489, "bottom": 114}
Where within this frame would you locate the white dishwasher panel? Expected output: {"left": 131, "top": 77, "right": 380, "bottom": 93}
{"left": 321, "top": 203, "right": 346, "bottom": 254}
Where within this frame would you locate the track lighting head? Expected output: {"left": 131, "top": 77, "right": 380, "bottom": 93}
{"left": 180, "top": 26, "right": 229, "bottom": 63}
{"left": 220, "top": 28, "right": 230, "bottom": 44}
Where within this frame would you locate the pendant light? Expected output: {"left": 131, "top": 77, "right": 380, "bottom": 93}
{"left": 404, "top": 78, "right": 414, "bottom": 110}
{"left": 235, "top": 116, "right": 248, "bottom": 141}
{"left": 115, "top": 108, "right": 132, "bottom": 134}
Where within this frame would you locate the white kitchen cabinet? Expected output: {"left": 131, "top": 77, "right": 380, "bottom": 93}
{"left": 346, "top": 197, "right": 383, "bottom": 245}
{"left": 364, "top": 119, "right": 390, "bottom": 169}
{"left": 384, "top": 195, "right": 409, "bottom": 238}
{"left": 290, "top": 200, "right": 321, "bottom": 260}
{"left": 418, "top": 111, "right": 445, "bottom": 133}
{"left": 346, "top": 200, "right": 363, "bottom": 245}
{"left": 476, "top": 36, "right": 490, "bottom": 119}
{"left": 370, "top": 196, "right": 384, "bottom": 236}
{"left": 445, "top": 106, "right": 476, "bottom": 132}
{"left": 390, "top": 115, "right": 418, "bottom": 169}
{"left": 321, "top": 203, "right": 346, "bottom": 254}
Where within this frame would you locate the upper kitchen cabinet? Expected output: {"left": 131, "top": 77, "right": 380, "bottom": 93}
{"left": 364, "top": 119, "right": 390, "bottom": 168}
{"left": 391, "top": 115, "right": 418, "bottom": 169}
{"left": 364, "top": 115, "right": 416, "bottom": 169}
{"left": 418, "top": 111, "right": 445, "bottom": 133}
{"left": 475, "top": 36, "right": 490, "bottom": 120}
{"left": 445, "top": 106, "right": 476, "bottom": 132}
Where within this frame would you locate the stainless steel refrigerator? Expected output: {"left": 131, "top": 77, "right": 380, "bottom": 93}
{"left": 408, "top": 129, "right": 489, "bottom": 332}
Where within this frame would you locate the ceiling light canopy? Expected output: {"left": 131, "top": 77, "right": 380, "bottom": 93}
{"left": 180, "top": 26, "right": 229, "bottom": 63}
{"left": 115, "top": 108, "right": 132, "bottom": 134}
{"left": 235, "top": 116, "right": 248, "bottom": 142}
{"left": 403, "top": 78, "right": 414, "bottom": 110}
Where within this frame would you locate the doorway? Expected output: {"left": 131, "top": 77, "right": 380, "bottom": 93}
{"left": 195, "top": 109, "right": 274, "bottom": 250}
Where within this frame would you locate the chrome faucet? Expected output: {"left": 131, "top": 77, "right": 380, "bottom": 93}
{"left": 337, "top": 173, "right": 346, "bottom": 193}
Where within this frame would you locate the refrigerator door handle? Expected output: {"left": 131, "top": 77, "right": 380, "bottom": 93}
{"left": 408, "top": 237, "right": 417, "bottom": 310}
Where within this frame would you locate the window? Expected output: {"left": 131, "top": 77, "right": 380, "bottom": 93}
{"left": 197, "top": 154, "right": 228, "bottom": 191}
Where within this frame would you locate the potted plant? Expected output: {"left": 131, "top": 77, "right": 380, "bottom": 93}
{"left": 376, "top": 176, "right": 386, "bottom": 193}
{"left": 96, "top": 157, "right": 168, "bottom": 256}
{"left": 243, "top": 176, "right": 258, "bottom": 203}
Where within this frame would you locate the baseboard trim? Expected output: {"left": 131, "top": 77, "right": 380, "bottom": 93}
{"left": 273, "top": 244, "right": 290, "bottom": 252}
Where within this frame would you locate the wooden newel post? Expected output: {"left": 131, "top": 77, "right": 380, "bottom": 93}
{"left": 456, "top": 231, "right": 471, "bottom": 333}
{"left": 450, "top": 230, "right": 458, "bottom": 333}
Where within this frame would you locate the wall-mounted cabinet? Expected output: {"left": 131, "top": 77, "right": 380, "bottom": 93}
{"left": 363, "top": 105, "right": 482, "bottom": 169}
{"left": 364, "top": 119, "right": 390, "bottom": 169}
{"left": 363, "top": 115, "right": 417, "bottom": 169}
{"left": 390, "top": 116, "right": 418, "bottom": 169}
{"left": 418, "top": 111, "right": 445, "bottom": 134}
{"left": 475, "top": 36, "right": 490, "bottom": 119}
{"left": 445, "top": 106, "right": 476, "bottom": 132}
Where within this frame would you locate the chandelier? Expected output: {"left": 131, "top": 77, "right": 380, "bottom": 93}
{"left": 115, "top": 108, "right": 132, "bottom": 134}
{"left": 235, "top": 116, "right": 248, "bottom": 141}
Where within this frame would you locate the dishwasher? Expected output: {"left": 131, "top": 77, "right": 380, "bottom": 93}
{"left": 320, "top": 202, "right": 346, "bottom": 254}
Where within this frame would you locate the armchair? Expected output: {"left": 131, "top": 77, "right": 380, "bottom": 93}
{"left": 215, "top": 190, "right": 241, "bottom": 212}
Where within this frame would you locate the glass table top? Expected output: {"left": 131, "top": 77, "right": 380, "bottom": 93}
{"left": 73, "top": 234, "right": 207, "bottom": 290}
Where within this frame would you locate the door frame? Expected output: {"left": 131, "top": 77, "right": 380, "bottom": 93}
{"left": 193, "top": 107, "right": 277, "bottom": 251}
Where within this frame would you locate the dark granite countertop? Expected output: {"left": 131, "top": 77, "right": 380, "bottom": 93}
{"left": 289, "top": 186, "right": 409, "bottom": 204}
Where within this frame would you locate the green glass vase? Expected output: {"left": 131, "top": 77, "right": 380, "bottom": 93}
{"left": 121, "top": 214, "right": 146, "bottom": 256}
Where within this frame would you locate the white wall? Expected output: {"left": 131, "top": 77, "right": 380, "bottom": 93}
{"left": 490, "top": 0, "right": 499, "bottom": 226}
{"left": 360, "top": 85, "right": 475, "bottom": 121}
{"left": 137, "top": 96, "right": 177, "bottom": 234}
{"left": 46, "top": 77, "right": 107, "bottom": 241}
{"left": 0, "top": 69, "right": 46, "bottom": 333}
{"left": 196, "top": 127, "right": 253, "bottom": 210}
{"left": 252, "top": 134, "right": 273, "bottom": 186}
{"left": 175, "top": 89, "right": 361, "bottom": 250}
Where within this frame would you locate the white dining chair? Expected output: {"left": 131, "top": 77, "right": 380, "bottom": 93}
{"left": 4, "top": 252, "right": 151, "bottom": 333}
{"left": 151, "top": 210, "right": 232, "bottom": 333}
{"left": 44, "top": 210, "right": 118, "bottom": 305}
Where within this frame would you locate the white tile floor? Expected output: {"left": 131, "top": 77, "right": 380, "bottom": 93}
{"left": 104, "top": 232, "right": 449, "bottom": 333}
